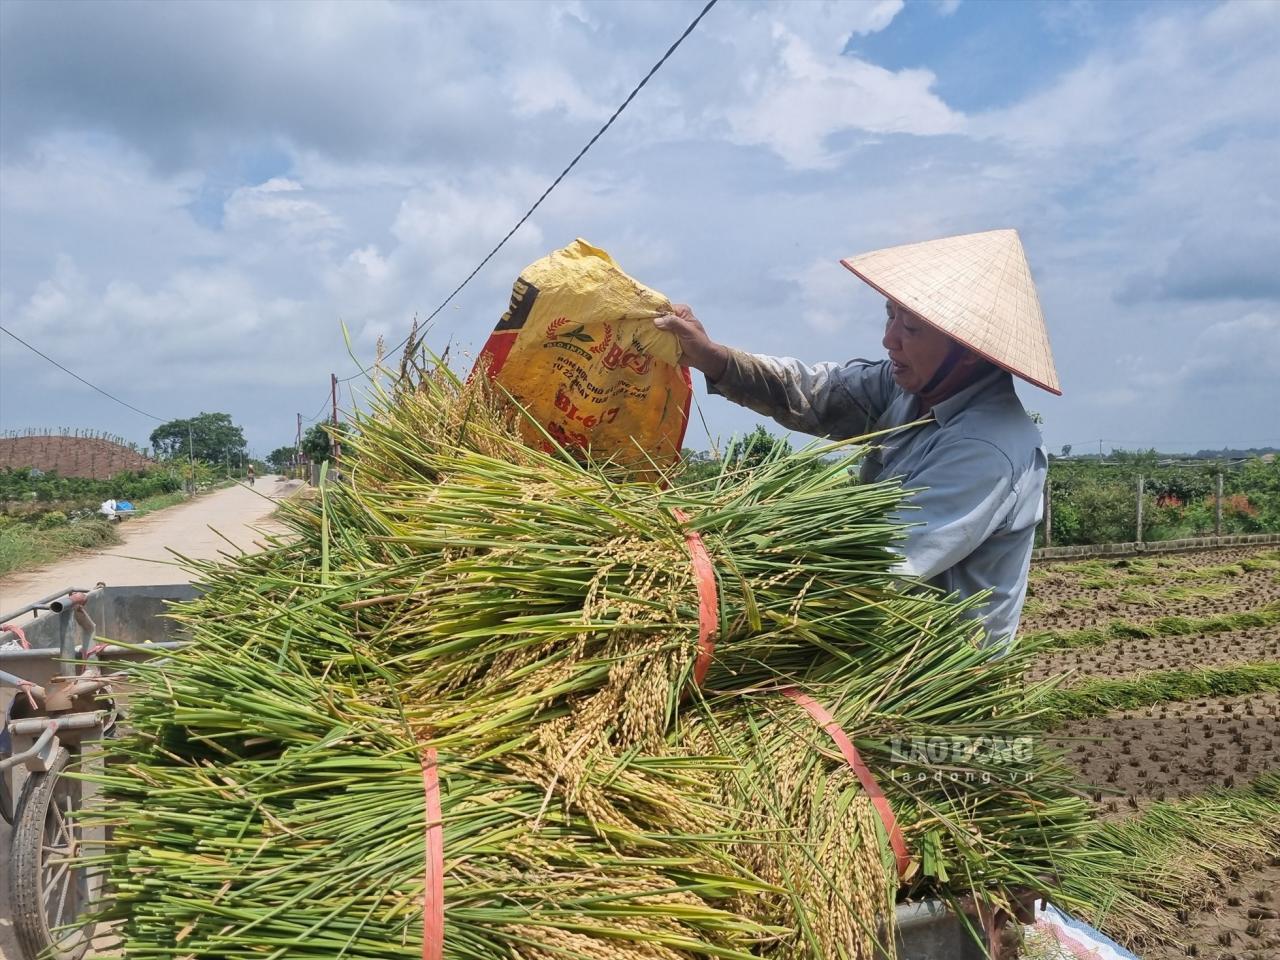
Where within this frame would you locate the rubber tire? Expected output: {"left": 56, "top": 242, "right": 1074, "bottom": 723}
{"left": 10, "top": 747, "right": 93, "bottom": 960}
{"left": 1, "top": 765, "right": 12, "bottom": 825}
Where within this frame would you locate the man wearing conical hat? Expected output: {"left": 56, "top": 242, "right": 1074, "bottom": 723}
{"left": 656, "top": 229, "right": 1058, "bottom": 650}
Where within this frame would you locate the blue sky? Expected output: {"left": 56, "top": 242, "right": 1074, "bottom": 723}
{"left": 1, "top": 0, "right": 1277, "bottom": 458}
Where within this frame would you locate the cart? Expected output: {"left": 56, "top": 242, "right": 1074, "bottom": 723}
{"left": 1, "top": 583, "right": 196, "bottom": 960}
{"left": 2, "top": 583, "right": 999, "bottom": 960}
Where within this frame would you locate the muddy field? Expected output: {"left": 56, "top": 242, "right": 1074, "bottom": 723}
{"left": 1028, "top": 544, "right": 1280, "bottom": 959}
{"left": 1045, "top": 691, "right": 1280, "bottom": 806}
{"left": 1139, "top": 861, "right": 1280, "bottom": 960}
{"left": 1029, "top": 625, "right": 1279, "bottom": 681}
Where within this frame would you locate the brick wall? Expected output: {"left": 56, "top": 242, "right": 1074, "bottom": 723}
{"left": 1032, "top": 532, "right": 1280, "bottom": 563}
{"left": 0, "top": 435, "right": 155, "bottom": 479}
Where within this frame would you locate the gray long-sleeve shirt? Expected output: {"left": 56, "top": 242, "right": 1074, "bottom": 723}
{"left": 708, "top": 350, "right": 1046, "bottom": 647}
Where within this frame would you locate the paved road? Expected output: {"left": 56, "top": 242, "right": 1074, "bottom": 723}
{"left": 0, "top": 478, "right": 302, "bottom": 959}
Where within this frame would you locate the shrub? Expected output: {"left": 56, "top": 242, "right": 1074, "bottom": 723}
{"left": 36, "top": 510, "right": 68, "bottom": 529}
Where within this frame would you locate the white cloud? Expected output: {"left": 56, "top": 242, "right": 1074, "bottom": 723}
{"left": 792, "top": 257, "right": 878, "bottom": 335}
{"left": 973, "top": 0, "right": 1279, "bottom": 156}
{"left": 1178, "top": 311, "right": 1280, "bottom": 390}
{"left": 2, "top": 0, "right": 1278, "bottom": 457}
{"left": 726, "top": 23, "right": 964, "bottom": 169}
{"left": 17, "top": 255, "right": 87, "bottom": 333}
{"left": 224, "top": 178, "right": 341, "bottom": 240}
{"left": 509, "top": 63, "right": 610, "bottom": 122}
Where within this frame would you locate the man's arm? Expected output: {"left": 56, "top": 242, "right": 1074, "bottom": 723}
{"left": 655, "top": 304, "right": 896, "bottom": 439}
{"left": 710, "top": 350, "right": 892, "bottom": 439}
{"left": 892, "top": 437, "right": 1018, "bottom": 581}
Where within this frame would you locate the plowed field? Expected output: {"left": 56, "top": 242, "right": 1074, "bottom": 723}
{"left": 1027, "top": 545, "right": 1280, "bottom": 960}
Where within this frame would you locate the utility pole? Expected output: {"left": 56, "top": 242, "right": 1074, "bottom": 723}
{"left": 1043, "top": 476, "right": 1053, "bottom": 548}
{"left": 1136, "top": 475, "right": 1145, "bottom": 544}
{"left": 296, "top": 412, "right": 302, "bottom": 478}
{"left": 1215, "top": 472, "right": 1224, "bottom": 537}
{"left": 331, "top": 373, "right": 342, "bottom": 470}
{"left": 188, "top": 422, "right": 196, "bottom": 494}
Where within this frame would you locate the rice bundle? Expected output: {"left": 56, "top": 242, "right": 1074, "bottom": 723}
{"left": 79, "top": 354, "right": 1100, "bottom": 958}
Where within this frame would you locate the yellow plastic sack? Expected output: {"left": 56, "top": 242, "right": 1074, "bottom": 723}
{"left": 474, "top": 239, "right": 691, "bottom": 471}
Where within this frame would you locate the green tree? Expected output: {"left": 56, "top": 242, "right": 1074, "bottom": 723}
{"left": 300, "top": 423, "right": 333, "bottom": 464}
{"left": 725, "top": 425, "right": 791, "bottom": 470}
{"left": 1049, "top": 479, "right": 1144, "bottom": 545}
{"left": 149, "top": 413, "right": 247, "bottom": 463}
{"left": 266, "top": 446, "right": 297, "bottom": 472}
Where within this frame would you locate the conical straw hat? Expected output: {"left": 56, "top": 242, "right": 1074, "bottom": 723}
{"left": 840, "top": 229, "right": 1061, "bottom": 395}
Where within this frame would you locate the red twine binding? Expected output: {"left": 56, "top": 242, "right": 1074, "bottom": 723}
{"left": 16, "top": 680, "right": 39, "bottom": 709}
{"left": 782, "top": 687, "right": 912, "bottom": 880}
{"left": 420, "top": 746, "right": 444, "bottom": 960}
{"left": 1, "top": 623, "right": 29, "bottom": 649}
{"left": 413, "top": 512, "right": 905, "bottom": 960}
{"left": 670, "top": 508, "right": 717, "bottom": 687}
{"left": 667, "top": 510, "right": 907, "bottom": 878}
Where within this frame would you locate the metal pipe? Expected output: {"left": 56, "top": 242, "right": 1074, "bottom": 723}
{"left": 95, "top": 640, "right": 185, "bottom": 658}
{"left": 0, "top": 640, "right": 184, "bottom": 663}
{"left": 0, "top": 668, "right": 46, "bottom": 700}
{"left": 72, "top": 595, "right": 97, "bottom": 663}
{"left": 0, "top": 647, "right": 70, "bottom": 663}
{"left": 0, "top": 722, "right": 56, "bottom": 773}
{"left": 56, "top": 677, "right": 114, "bottom": 701}
{"left": 8, "top": 712, "right": 104, "bottom": 736}
{"left": 2, "top": 587, "right": 94, "bottom": 621}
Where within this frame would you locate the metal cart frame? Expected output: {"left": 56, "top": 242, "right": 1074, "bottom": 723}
{"left": 1, "top": 583, "right": 195, "bottom": 960}
{"left": 2, "top": 583, "right": 1000, "bottom": 959}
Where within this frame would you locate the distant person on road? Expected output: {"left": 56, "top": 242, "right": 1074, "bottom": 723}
{"left": 656, "top": 229, "right": 1060, "bottom": 650}
{"left": 246, "top": 464, "right": 255, "bottom": 487}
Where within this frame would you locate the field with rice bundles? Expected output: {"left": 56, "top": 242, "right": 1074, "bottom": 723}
{"left": 56, "top": 356, "right": 1280, "bottom": 960}
{"left": 1024, "top": 545, "right": 1280, "bottom": 960}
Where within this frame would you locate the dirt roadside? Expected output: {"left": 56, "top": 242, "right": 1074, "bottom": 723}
{"left": 0, "top": 477, "right": 303, "bottom": 959}
{"left": 0, "top": 478, "right": 300, "bottom": 611}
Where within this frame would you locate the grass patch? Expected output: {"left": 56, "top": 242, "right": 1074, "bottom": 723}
{"left": 0, "top": 517, "right": 120, "bottom": 576}
{"left": 1024, "top": 607, "right": 1280, "bottom": 649}
{"left": 1056, "top": 771, "right": 1280, "bottom": 946}
{"left": 1037, "top": 553, "right": 1280, "bottom": 590}
{"left": 130, "top": 490, "right": 189, "bottom": 518}
{"left": 0, "top": 489, "right": 192, "bottom": 577}
{"left": 1022, "top": 598, "right": 1048, "bottom": 617}
{"left": 1115, "top": 588, "right": 1159, "bottom": 607}
{"left": 1160, "top": 581, "right": 1240, "bottom": 602}
{"left": 1111, "top": 581, "right": 1237, "bottom": 608}
{"left": 1041, "top": 663, "right": 1280, "bottom": 723}
{"left": 1241, "top": 556, "right": 1280, "bottom": 573}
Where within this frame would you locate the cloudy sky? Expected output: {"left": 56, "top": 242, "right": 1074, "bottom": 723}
{"left": 1, "top": 0, "right": 1277, "bottom": 459}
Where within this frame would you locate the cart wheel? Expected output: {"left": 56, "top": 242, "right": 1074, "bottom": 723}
{"left": 1, "top": 762, "right": 12, "bottom": 825}
{"left": 10, "top": 747, "right": 99, "bottom": 960}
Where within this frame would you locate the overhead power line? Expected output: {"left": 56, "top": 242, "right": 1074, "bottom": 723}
{"left": 1, "top": 324, "right": 166, "bottom": 422}
{"left": 301, "top": 390, "right": 333, "bottom": 424}
{"left": 4, "top": 3, "right": 719, "bottom": 436}
{"left": 3, "top": 323, "right": 336, "bottom": 448}
{"left": 341, "top": 0, "right": 720, "bottom": 383}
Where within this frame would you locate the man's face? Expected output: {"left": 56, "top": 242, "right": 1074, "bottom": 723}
{"left": 881, "top": 300, "right": 959, "bottom": 394}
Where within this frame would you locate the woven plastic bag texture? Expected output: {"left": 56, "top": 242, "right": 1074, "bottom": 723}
{"left": 475, "top": 239, "right": 691, "bottom": 471}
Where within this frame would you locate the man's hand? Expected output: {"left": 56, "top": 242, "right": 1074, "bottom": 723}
{"left": 654, "top": 304, "right": 730, "bottom": 381}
